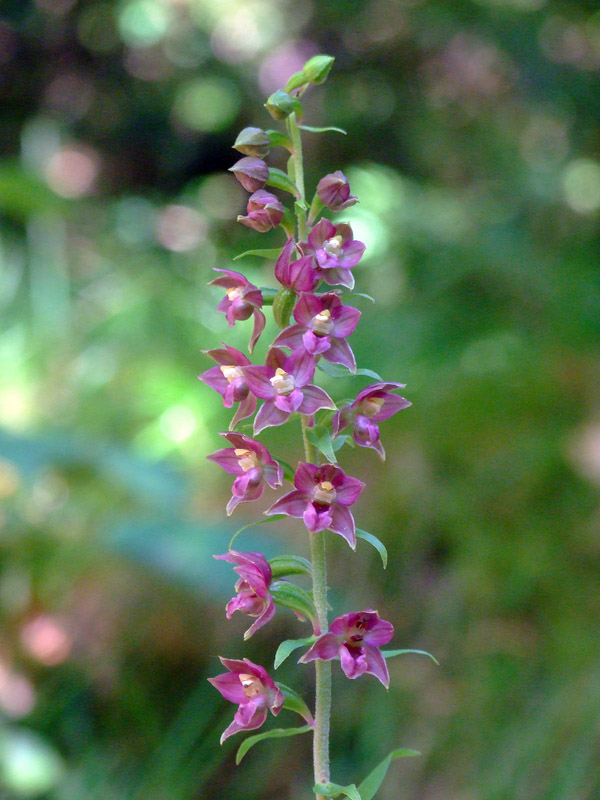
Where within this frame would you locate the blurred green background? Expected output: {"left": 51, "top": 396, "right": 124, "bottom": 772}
{"left": 1, "top": 0, "right": 599, "bottom": 798}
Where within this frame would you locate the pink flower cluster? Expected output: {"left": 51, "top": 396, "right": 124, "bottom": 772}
{"left": 204, "top": 107, "right": 413, "bottom": 745}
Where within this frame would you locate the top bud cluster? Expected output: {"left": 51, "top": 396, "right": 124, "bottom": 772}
{"left": 201, "top": 55, "right": 414, "bottom": 753}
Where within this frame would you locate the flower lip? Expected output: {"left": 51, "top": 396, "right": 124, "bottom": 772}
{"left": 311, "top": 309, "right": 333, "bottom": 335}
{"left": 269, "top": 367, "right": 295, "bottom": 395}
{"left": 239, "top": 673, "right": 263, "bottom": 697}
{"left": 312, "top": 480, "right": 336, "bottom": 505}
{"left": 221, "top": 365, "right": 244, "bottom": 382}
{"left": 324, "top": 235, "right": 343, "bottom": 257}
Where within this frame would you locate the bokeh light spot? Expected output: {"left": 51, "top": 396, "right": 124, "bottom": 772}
{"left": 562, "top": 158, "right": 600, "bottom": 213}
{"left": 172, "top": 77, "right": 240, "bottom": 132}
{"left": 118, "top": 0, "right": 171, "bottom": 48}
{"left": 159, "top": 405, "right": 197, "bottom": 442}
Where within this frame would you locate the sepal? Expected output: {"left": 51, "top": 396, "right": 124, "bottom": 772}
{"left": 232, "top": 127, "right": 270, "bottom": 158}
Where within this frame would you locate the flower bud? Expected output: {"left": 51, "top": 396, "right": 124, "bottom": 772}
{"left": 264, "top": 90, "right": 303, "bottom": 121}
{"left": 316, "top": 171, "right": 358, "bottom": 211}
{"left": 237, "top": 190, "right": 284, "bottom": 233}
{"left": 229, "top": 157, "right": 269, "bottom": 193}
{"left": 302, "top": 55, "right": 335, "bottom": 85}
{"left": 232, "top": 127, "right": 270, "bottom": 158}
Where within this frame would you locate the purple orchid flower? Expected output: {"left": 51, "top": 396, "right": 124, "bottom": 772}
{"left": 316, "top": 171, "right": 358, "bottom": 211}
{"left": 332, "top": 382, "right": 412, "bottom": 461}
{"left": 208, "top": 657, "right": 284, "bottom": 743}
{"left": 243, "top": 347, "right": 335, "bottom": 436}
{"left": 229, "top": 157, "right": 269, "bottom": 193}
{"left": 209, "top": 269, "right": 265, "bottom": 353}
{"left": 265, "top": 462, "right": 365, "bottom": 548}
{"left": 274, "top": 237, "right": 319, "bottom": 293}
{"left": 273, "top": 292, "right": 360, "bottom": 372}
{"left": 300, "top": 219, "right": 365, "bottom": 289}
{"left": 198, "top": 344, "right": 257, "bottom": 430}
{"left": 207, "top": 432, "right": 283, "bottom": 515}
{"left": 299, "top": 610, "right": 393, "bottom": 688}
{"left": 213, "top": 550, "right": 276, "bottom": 639}
{"left": 237, "top": 189, "right": 284, "bottom": 233}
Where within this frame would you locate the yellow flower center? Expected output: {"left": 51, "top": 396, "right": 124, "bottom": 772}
{"left": 313, "top": 480, "right": 336, "bottom": 505}
{"left": 311, "top": 309, "right": 333, "bottom": 335}
{"left": 225, "top": 286, "right": 244, "bottom": 301}
{"left": 324, "top": 235, "right": 343, "bottom": 257}
{"left": 220, "top": 365, "right": 244, "bottom": 383}
{"left": 357, "top": 397, "right": 384, "bottom": 418}
{"left": 269, "top": 367, "right": 295, "bottom": 395}
{"left": 234, "top": 448, "right": 259, "bottom": 472}
{"left": 239, "top": 673, "right": 263, "bottom": 698}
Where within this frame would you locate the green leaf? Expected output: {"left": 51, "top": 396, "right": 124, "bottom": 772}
{"left": 233, "top": 248, "right": 283, "bottom": 261}
{"left": 356, "top": 529, "right": 388, "bottom": 569}
{"left": 284, "top": 70, "right": 308, "bottom": 93}
{"left": 341, "top": 292, "right": 375, "bottom": 303}
{"left": 275, "top": 457, "right": 296, "bottom": 483}
{"left": 228, "top": 514, "right": 287, "bottom": 549}
{"left": 382, "top": 649, "right": 439, "bottom": 665}
{"left": 317, "top": 361, "right": 383, "bottom": 380}
{"left": 267, "top": 167, "right": 301, "bottom": 198}
{"left": 275, "top": 681, "right": 314, "bottom": 724}
{"left": 300, "top": 125, "right": 347, "bottom": 135}
{"left": 302, "top": 55, "right": 335, "bottom": 85}
{"left": 314, "top": 782, "right": 361, "bottom": 800}
{"left": 357, "top": 748, "right": 421, "bottom": 800}
{"left": 266, "top": 129, "right": 293, "bottom": 150}
{"left": 269, "top": 554, "right": 312, "bottom": 579}
{"left": 306, "top": 424, "right": 338, "bottom": 464}
{"left": 274, "top": 636, "right": 316, "bottom": 669}
{"left": 235, "top": 725, "right": 311, "bottom": 764}
{"left": 258, "top": 287, "right": 279, "bottom": 304}
{"left": 270, "top": 581, "right": 316, "bottom": 622}
{"left": 331, "top": 434, "right": 350, "bottom": 453}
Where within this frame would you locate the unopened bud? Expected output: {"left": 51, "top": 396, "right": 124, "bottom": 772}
{"left": 317, "top": 171, "right": 358, "bottom": 211}
{"left": 232, "top": 127, "right": 270, "bottom": 158}
{"left": 302, "top": 55, "right": 335, "bottom": 85}
{"left": 264, "top": 90, "right": 303, "bottom": 121}
{"left": 229, "top": 157, "right": 269, "bottom": 193}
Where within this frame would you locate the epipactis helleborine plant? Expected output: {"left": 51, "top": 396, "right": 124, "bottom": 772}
{"left": 202, "top": 55, "right": 435, "bottom": 799}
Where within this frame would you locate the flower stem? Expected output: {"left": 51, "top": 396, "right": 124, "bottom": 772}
{"left": 288, "top": 113, "right": 307, "bottom": 242}
{"left": 301, "top": 414, "right": 331, "bottom": 796}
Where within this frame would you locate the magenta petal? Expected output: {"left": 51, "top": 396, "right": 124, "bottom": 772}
{"left": 339, "top": 240, "right": 365, "bottom": 268}
{"left": 331, "top": 305, "right": 361, "bottom": 337}
{"left": 293, "top": 462, "right": 320, "bottom": 493}
{"left": 249, "top": 309, "right": 266, "bottom": 353}
{"left": 372, "top": 394, "right": 412, "bottom": 421}
{"left": 244, "top": 597, "right": 276, "bottom": 639}
{"left": 328, "top": 505, "right": 357, "bottom": 548}
{"left": 339, "top": 644, "right": 368, "bottom": 680}
{"left": 203, "top": 344, "right": 251, "bottom": 367}
{"left": 262, "top": 461, "right": 283, "bottom": 489}
{"left": 363, "top": 644, "right": 390, "bottom": 688}
{"left": 334, "top": 475, "right": 365, "bottom": 506}
{"left": 274, "top": 236, "right": 295, "bottom": 285}
{"left": 210, "top": 268, "right": 248, "bottom": 287}
{"left": 208, "top": 672, "right": 247, "bottom": 704}
{"left": 206, "top": 448, "right": 245, "bottom": 475}
{"left": 273, "top": 324, "right": 305, "bottom": 350}
{"left": 320, "top": 267, "right": 355, "bottom": 289}
{"left": 300, "top": 633, "right": 342, "bottom": 663}
{"left": 266, "top": 489, "right": 309, "bottom": 518}
{"left": 287, "top": 347, "right": 315, "bottom": 387}
{"left": 298, "top": 385, "right": 336, "bottom": 414}
{"left": 293, "top": 293, "right": 323, "bottom": 326}
{"left": 221, "top": 706, "right": 268, "bottom": 743}
{"left": 303, "top": 331, "right": 331, "bottom": 355}
{"left": 308, "top": 218, "right": 335, "bottom": 249}
{"left": 230, "top": 394, "right": 257, "bottom": 430}
{"left": 364, "top": 620, "right": 394, "bottom": 648}
{"left": 274, "top": 389, "right": 303, "bottom": 414}
{"left": 253, "top": 401, "right": 289, "bottom": 435}
{"left": 323, "top": 338, "right": 356, "bottom": 372}
{"left": 198, "top": 366, "right": 228, "bottom": 395}
{"left": 289, "top": 255, "right": 319, "bottom": 292}
{"left": 243, "top": 366, "right": 275, "bottom": 399}
{"left": 303, "top": 502, "right": 332, "bottom": 533}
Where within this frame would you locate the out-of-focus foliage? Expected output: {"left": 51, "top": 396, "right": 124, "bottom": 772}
{"left": 0, "top": 1, "right": 599, "bottom": 798}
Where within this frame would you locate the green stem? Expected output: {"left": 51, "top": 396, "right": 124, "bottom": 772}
{"left": 288, "top": 113, "right": 307, "bottom": 242}
{"left": 301, "top": 414, "right": 331, "bottom": 797}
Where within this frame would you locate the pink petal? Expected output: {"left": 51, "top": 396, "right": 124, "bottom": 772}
{"left": 287, "top": 347, "right": 315, "bottom": 387}
{"left": 293, "top": 462, "right": 320, "bottom": 493}
{"left": 244, "top": 597, "right": 276, "bottom": 639}
{"left": 323, "top": 338, "right": 356, "bottom": 372}
{"left": 331, "top": 305, "right": 361, "bottom": 337}
{"left": 320, "top": 267, "right": 355, "bottom": 290}
{"left": 272, "top": 324, "right": 305, "bottom": 350}
{"left": 307, "top": 218, "right": 335, "bottom": 250}
{"left": 338, "top": 240, "right": 365, "bottom": 269}
{"left": 372, "top": 394, "right": 412, "bottom": 422}
{"left": 299, "top": 633, "right": 342, "bottom": 663}
{"left": 363, "top": 644, "right": 390, "bottom": 688}
{"left": 210, "top": 268, "right": 248, "bottom": 287}
{"left": 266, "top": 489, "right": 309, "bottom": 518}
{"left": 339, "top": 644, "right": 369, "bottom": 679}
{"left": 198, "top": 366, "right": 228, "bottom": 395}
{"left": 253, "top": 401, "right": 289, "bottom": 435}
{"left": 206, "top": 448, "right": 245, "bottom": 476}
{"left": 274, "top": 236, "right": 295, "bottom": 285}
{"left": 203, "top": 344, "right": 250, "bottom": 367}
{"left": 328, "top": 505, "right": 356, "bottom": 548}
{"left": 293, "top": 292, "right": 323, "bottom": 326}
{"left": 243, "top": 366, "right": 275, "bottom": 399}
{"left": 230, "top": 394, "right": 257, "bottom": 430}
{"left": 303, "top": 502, "right": 333, "bottom": 533}
{"left": 249, "top": 309, "right": 266, "bottom": 353}
{"left": 334, "top": 475, "right": 365, "bottom": 506}
{"left": 298, "top": 385, "right": 336, "bottom": 414}
{"left": 302, "top": 331, "right": 331, "bottom": 355}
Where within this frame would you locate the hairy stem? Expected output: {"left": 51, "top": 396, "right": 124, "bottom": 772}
{"left": 301, "top": 414, "right": 331, "bottom": 796}
{"left": 288, "top": 113, "right": 308, "bottom": 242}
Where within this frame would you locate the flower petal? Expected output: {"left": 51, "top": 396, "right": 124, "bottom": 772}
{"left": 328, "top": 505, "right": 357, "bottom": 548}
{"left": 323, "top": 338, "right": 356, "bottom": 372}
{"left": 243, "top": 366, "right": 275, "bottom": 399}
{"left": 334, "top": 475, "right": 365, "bottom": 506}
{"left": 297, "top": 385, "right": 336, "bottom": 414}
{"left": 249, "top": 309, "right": 266, "bottom": 353}
{"left": 253, "top": 401, "right": 289, "bottom": 435}
{"left": 266, "top": 489, "right": 309, "bottom": 518}
{"left": 299, "top": 633, "right": 342, "bottom": 663}
{"left": 331, "top": 305, "right": 361, "bottom": 338}
{"left": 363, "top": 644, "right": 390, "bottom": 688}
{"left": 230, "top": 394, "right": 257, "bottom": 430}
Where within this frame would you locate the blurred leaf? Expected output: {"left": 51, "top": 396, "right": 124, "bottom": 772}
{"left": 276, "top": 681, "right": 314, "bottom": 725}
{"left": 382, "top": 649, "right": 439, "bottom": 665}
{"left": 236, "top": 725, "right": 311, "bottom": 765}
{"left": 233, "top": 248, "right": 283, "bottom": 261}
{"left": 314, "top": 781, "right": 361, "bottom": 799}
{"left": 300, "top": 125, "right": 347, "bottom": 135}
{"left": 356, "top": 529, "right": 388, "bottom": 569}
{"left": 306, "top": 424, "right": 338, "bottom": 463}
{"left": 229, "top": 514, "right": 287, "bottom": 549}
{"left": 357, "top": 748, "right": 421, "bottom": 800}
